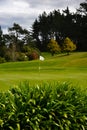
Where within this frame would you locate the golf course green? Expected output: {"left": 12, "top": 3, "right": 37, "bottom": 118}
{"left": 0, "top": 52, "right": 87, "bottom": 91}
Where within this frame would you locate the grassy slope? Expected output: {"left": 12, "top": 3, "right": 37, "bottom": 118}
{"left": 0, "top": 52, "right": 87, "bottom": 91}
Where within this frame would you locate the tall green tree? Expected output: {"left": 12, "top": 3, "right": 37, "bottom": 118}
{"left": 8, "top": 23, "right": 33, "bottom": 52}
{"left": 32, "top": 1, "right": 87, "bottom": 51}
{"left": 77, "top": 0, "right": 87, "bottom": 15}
{"left": 0, "top": 26, "right": 3, "bottom": 46}
{"left": 62, "top": 7, "right": 74, "bottom": 38}
{"left": 32, "top": 8, "right": 74, "bottom": 51}
{"left": 76, "top": 0, "right": 87, "bottom": 51}
{"left": 38, "top": 12, "right": 50, "bottom": 51}
{"left": 0, "top": 26, "right": 6, "bottom": 57}
{"left": 8, "top": 23, "right": 24, "bottom": 52}
{"left": 32, "top": 19, "right": 41, "bottom": 50}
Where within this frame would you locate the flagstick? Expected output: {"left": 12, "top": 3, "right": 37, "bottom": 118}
{"left": 38, "top": 55, "right": 44, "bottom": 78}
{"left": 39, "top": 59, "right": 40, "bottom": 77}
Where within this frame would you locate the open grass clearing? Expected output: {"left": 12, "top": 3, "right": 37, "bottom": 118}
{"left": 0, "top": 52, "right": 87, "bottom": 91}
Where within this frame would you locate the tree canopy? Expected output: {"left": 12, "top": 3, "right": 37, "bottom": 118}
{"left": 0, "top": 0, "right": 87, "bottom": 62}
{"left": 32, "top": 0, "right": 87, "bottom": 51}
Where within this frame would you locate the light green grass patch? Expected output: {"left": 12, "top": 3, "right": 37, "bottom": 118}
{"left": 0, "top": 52, "right": 87, "bottom": 91}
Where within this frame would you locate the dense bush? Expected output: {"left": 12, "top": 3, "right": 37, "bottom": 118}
{"left": 3, "top": 45, "right": 39, "bottom": 62}
{"left": 23, "top": 45, "right": 40, "bottom": 60}
{"left": 0, "top": 57, "right": 6, "bottom": 63}
{"left": 27, "top": 50, "right": 39, "bottom": 60}
{"left": 5, "top": 48, "right": 15, "bottom": 62}
{"left": 0, "top": 82, "right": 87, "bottom": 129}
{"left": 16, "top": 52, "right": 28, "bottom": 61}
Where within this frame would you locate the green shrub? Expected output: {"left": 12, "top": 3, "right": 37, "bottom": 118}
{"left": 0, "top": 82, "right": 87, "bottom": 129}
{"left": 23, "top": 45, "right": 40, "bottom": 60}
{"left": 27, "top": 50, "right": 39, "bottom": 60}
{"left": 16, "top": 52, "right": 28, "bottom": 61}
{"left": 5, "top": 50, "right": 17, "bottom": 62}
{"left": 0, "top": 57, "right": 6, "bottom": 63}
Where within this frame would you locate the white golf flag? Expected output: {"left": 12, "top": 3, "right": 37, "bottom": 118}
{"left": 39, "top": 56, "right": 45, "bottom": 61}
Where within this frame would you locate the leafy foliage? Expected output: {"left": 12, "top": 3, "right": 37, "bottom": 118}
{"left": 0, "top": 82, "right": 87, "bottom": 129}
{"left": 48, "top": 39, "right": 61, "bottom": 56}
{"left": 23, "top": 46, "right": 40, "bottom": 60}
{"left": 15, "top": 52, "right": 28, "bottom": 61}
{"left": 0, "top": 0, "right": 87, "bottom": 62}
{"left": 0, "top": 57, "right": 6, "bottom": 63}
{"left": 28, "top": 50, "right": 39, "bottom": 60}
{"left": 63, "top": 37, "right": 76, "bottom": 55}
{"left": 32, "top": 1, "right": 87, "bottom": 51}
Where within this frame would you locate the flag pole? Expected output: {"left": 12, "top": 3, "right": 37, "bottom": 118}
{"left": 39, "top": 56, "right": 45, "bottom": 77}
{"left": 39, "top": 59, "right": 40, "bottom": 77}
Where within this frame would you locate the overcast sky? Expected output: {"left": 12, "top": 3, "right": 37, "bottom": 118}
{"left": 0, "top": 0, "right": 85, "bottom": 34}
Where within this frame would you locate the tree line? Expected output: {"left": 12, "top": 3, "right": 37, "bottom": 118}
{"left": 0, "top": 0, "right": 87, "bottom": 62}
{"left": 0, "top": 23, "right": 40, "bottom": 62}
{"left": 32, "top": 0, "right": 87, "bottom": 51}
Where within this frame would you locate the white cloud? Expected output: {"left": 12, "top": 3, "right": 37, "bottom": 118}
{"left": 0, "top": 0, "right": 85, "bottom": 34}
{"left": 0, "top": 0, "right": 29, "bottom": 14}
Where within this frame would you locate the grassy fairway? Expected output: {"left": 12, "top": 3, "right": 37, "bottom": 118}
{"left": 0, "top": 52, "right": 87, "bottom": 91}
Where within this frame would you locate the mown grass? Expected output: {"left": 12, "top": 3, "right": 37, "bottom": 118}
{"left": 0, "top": 52, "right": 87, "bottom": 91}
{"left": 0, "top": 52, "right": 87, "bottom": 129}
